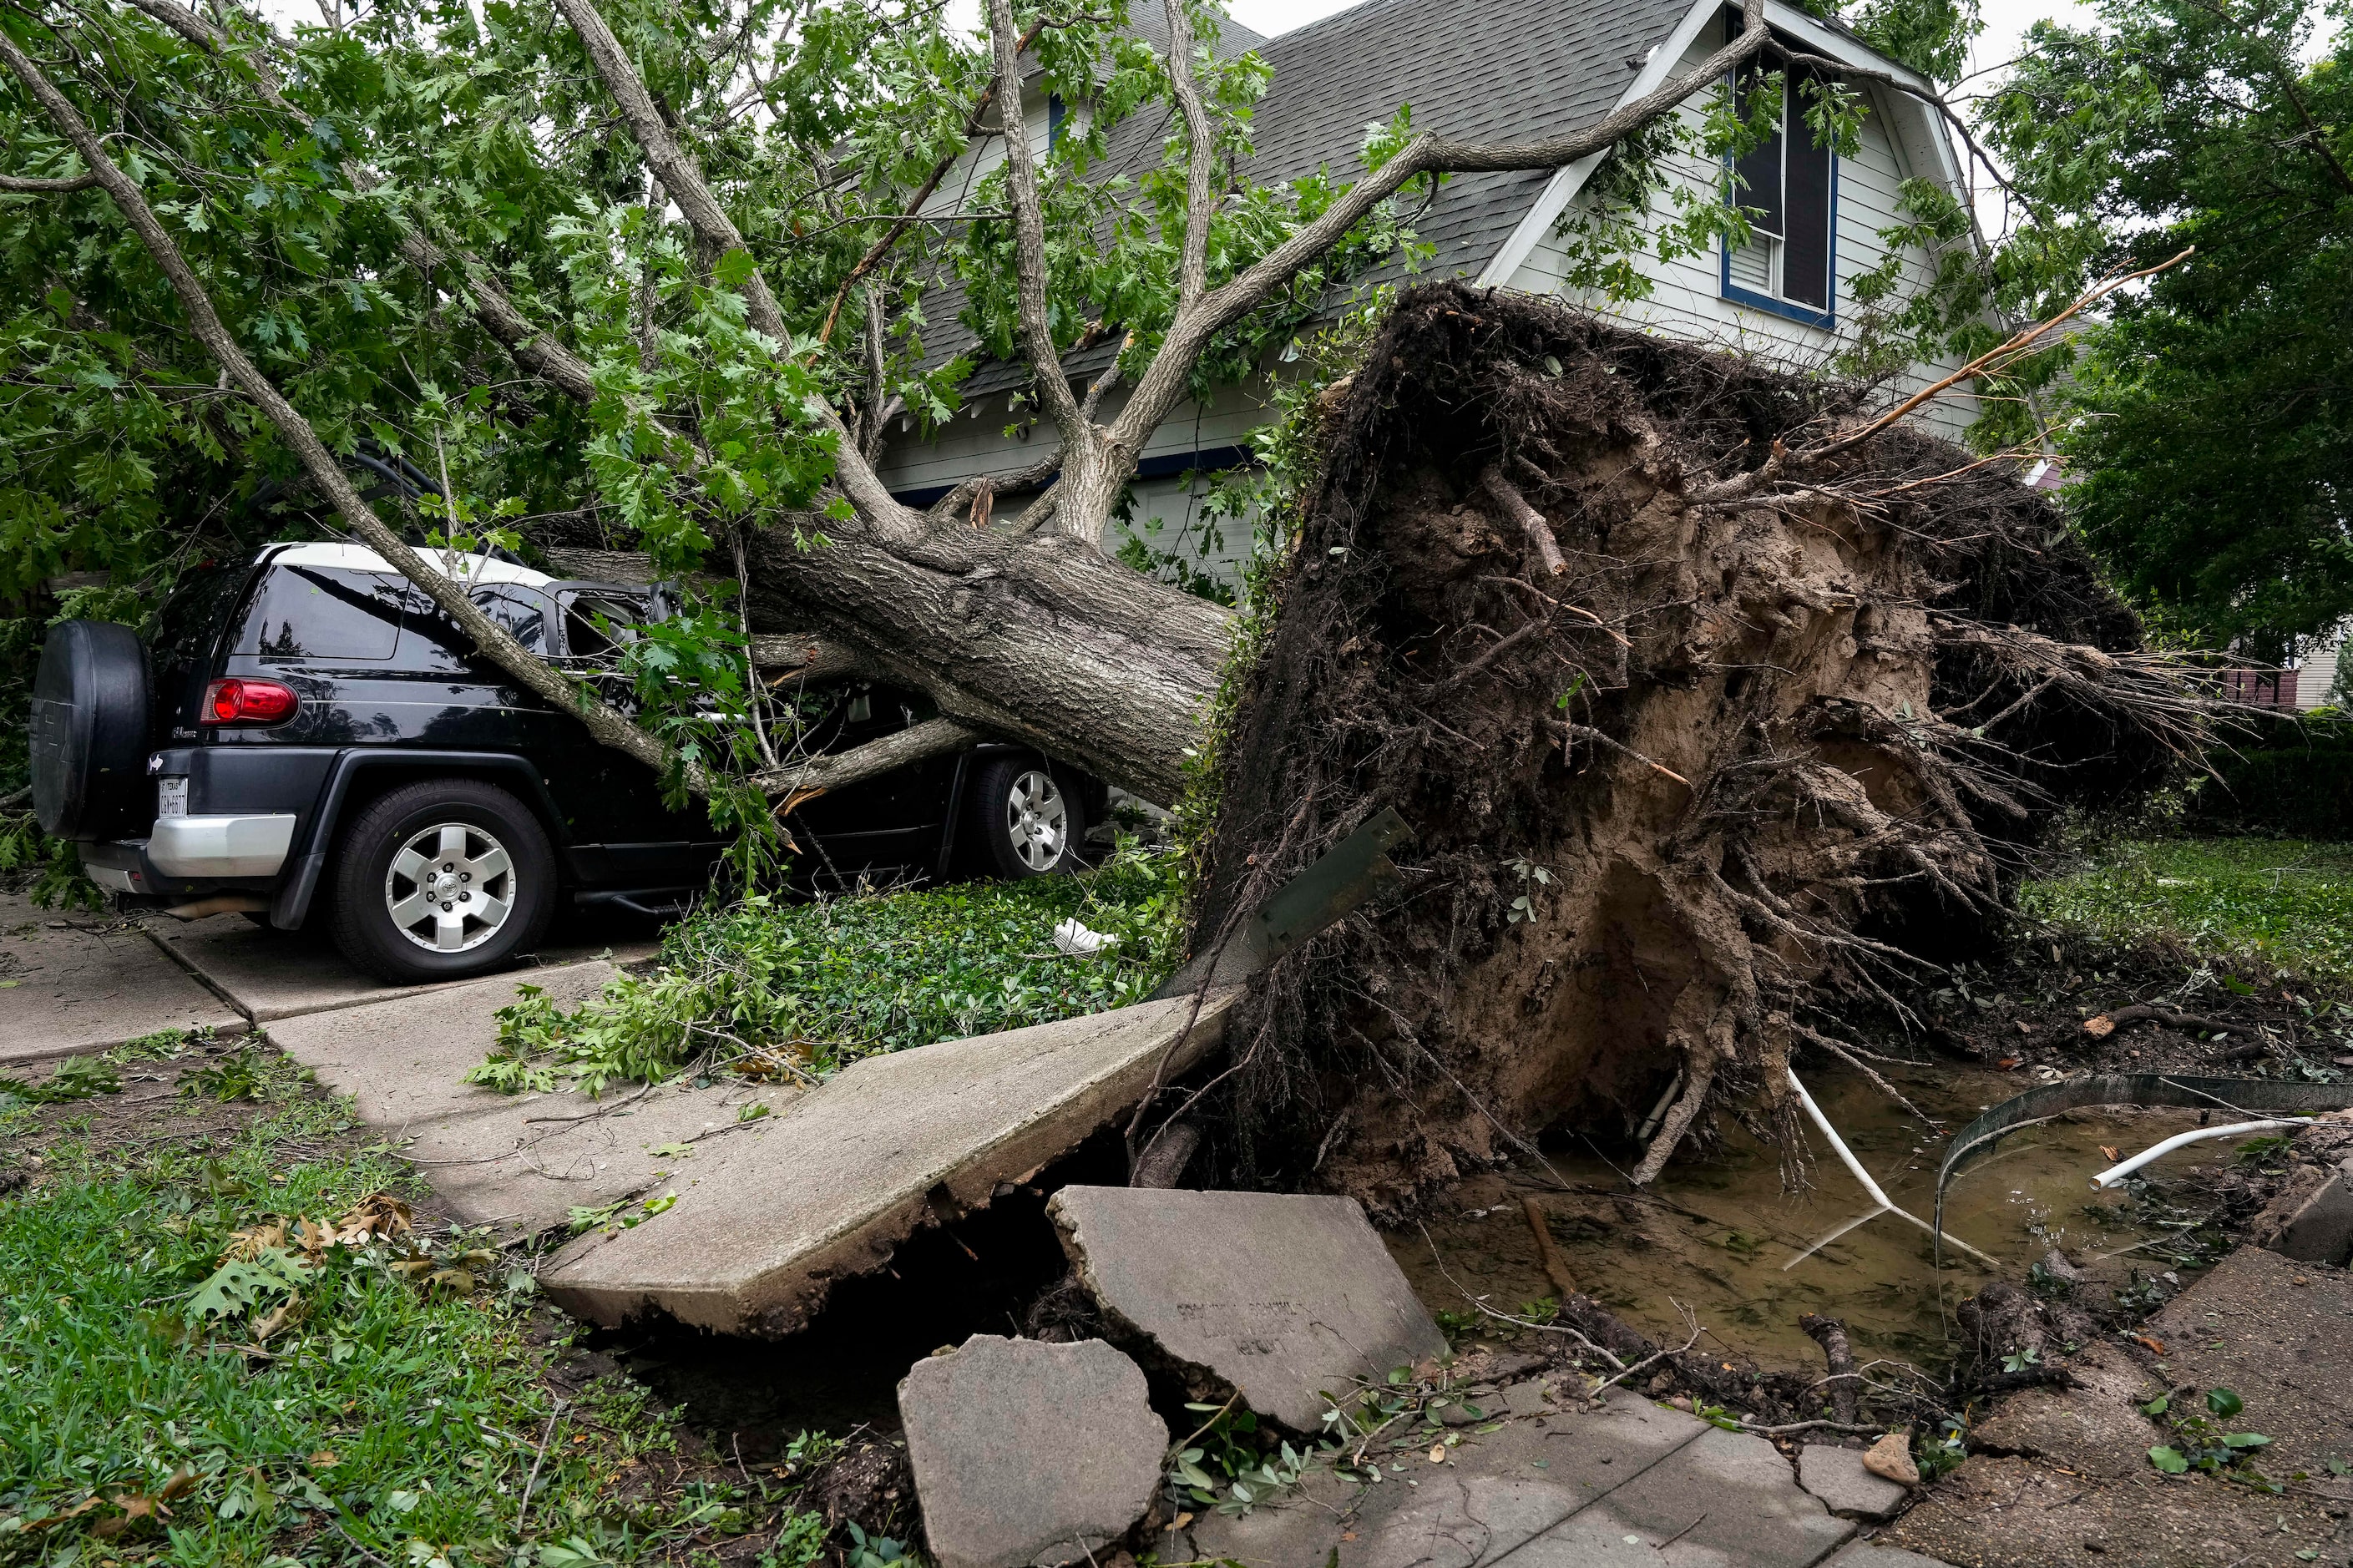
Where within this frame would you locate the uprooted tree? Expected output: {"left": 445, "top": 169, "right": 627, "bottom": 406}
{"left": 1174, "top": 285, "right": 2200, "bottom": 1206}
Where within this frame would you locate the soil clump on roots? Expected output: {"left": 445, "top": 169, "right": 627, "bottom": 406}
{"left": 1187, "top": 283, "right": 2193, "bottom": 1214}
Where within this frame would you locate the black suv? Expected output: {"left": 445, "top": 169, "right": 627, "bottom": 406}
{"left": 29, "top": 541, "right": 1102, "bottom": 983}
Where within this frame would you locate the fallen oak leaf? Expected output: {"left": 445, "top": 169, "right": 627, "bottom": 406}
{"left": 2130, "top": 1333, "right": 2167, "bottom": 1355}
{"left": 2083, "top": 1015, "right": 2117, "bottom": 1039}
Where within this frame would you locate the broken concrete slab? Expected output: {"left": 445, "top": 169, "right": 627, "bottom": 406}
{"left": 1191, "top": 1388, "right": 1711, "bottom": 1567}
{"left": 1885, "top": 1247, "right": 2353, "bottom": 1566}
{"left": 266, "top": 961, "right": 621, "bottom": 1128}
{"left": 1817, "top": 1545, "right": 1955, "bottom": 1568}
{"left": 898, "top": 1336, "right": 1165, "bottom": 1568}
{"left": 0, "top": 894, "right": 245, "bottom": 1065}
{"left": 144, "top": 909, "right": 658, "bottom": 1024}
{"left": 1964, "top": 1339, "right": 2160, "bottom": 1479}
{"left": 1885, "top": 1450, "right": 2345, "bottom": 1566}
{"left": 1797, "top": 1445, "right": 1908, "bottom": 1522}
{"left": 2139, "top": 1244, "right": 2353, "bottom": 1478}
{"left": 2270, "top": 1155, "right": 2353, "bottom": 1264}
{"left": 1049, "top": 1184, "right": 1448, "bottom": 1431}
{"left": 540, "top": 989, "right": 1238, "bottom": 1334}
{"left": 1595, "top": 1427, "right": 1855, "bottom": 1568}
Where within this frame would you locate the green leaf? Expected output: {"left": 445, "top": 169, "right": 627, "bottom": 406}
{"left": 2221, "top": 1432, "right": 2271, "bottom": 1448}
{"left": 2206, "top": 1388, "right": 2244, "bottom": 1419}
{"left": 2148, "top": 1445, "right": 2189, "bottom": 1474}
{"left": 2141, "top": 1394, "right": 2171, "bottom": 1416}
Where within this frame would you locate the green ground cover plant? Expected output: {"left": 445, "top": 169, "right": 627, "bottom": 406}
{"left": 472, "top": 844, "right": 1186, "bottom": 1095}
{"left": 0, "top": 1039, "right": 840, "bottom": 1568}
{"left": 2021, "top": 837, "right": 2353, "bottom": 989}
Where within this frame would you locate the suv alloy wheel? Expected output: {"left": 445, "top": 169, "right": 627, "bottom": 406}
{"left": 331, "top": 779, "right": 555, "bottom": 982}
{"left": 969, "top": 756, "right": 1085, "bottom": 878}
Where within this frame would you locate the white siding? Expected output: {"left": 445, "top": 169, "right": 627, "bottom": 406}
{"left": 877, "top": 377, "right": 1273, "bottom": 498}
{"left": 1501, "top": 16, "right": 1977, "bottom": 442}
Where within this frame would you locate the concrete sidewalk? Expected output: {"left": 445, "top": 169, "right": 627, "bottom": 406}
{"left": 1, "top": 893, "right": 244, "bottom": 1065}
{"left": 141, "top": 908, "right": 660, "bottom": 1024}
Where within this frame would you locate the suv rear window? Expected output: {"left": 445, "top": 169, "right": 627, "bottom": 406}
{"left": 234, "top": 566, "right": 402, "bottom": 661}
{"left": 154, "top": 562, "right": 247, "bottom": 664}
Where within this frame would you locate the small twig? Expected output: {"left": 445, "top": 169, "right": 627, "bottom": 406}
{"left": 329, "top": 1516, "right": 398, "bottom": 1568}
{"left": 518, "top": 1398, "right": 569, "bottom": 1534}
{"left": 1593, "top": 1300, "right": 1703, "bottom": 1394}
{"left": 1167, "top": 1390, "right": 1237, "bottom": 1459}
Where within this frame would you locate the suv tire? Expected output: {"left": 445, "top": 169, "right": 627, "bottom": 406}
{"left": 969, "top": 756, "right": 1085, "bottom": 878}
{"left": 330, "top": 779, "right": 555, "bottom": 982}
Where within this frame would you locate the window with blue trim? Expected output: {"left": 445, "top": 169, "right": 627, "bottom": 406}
{"left": 1722, "top": 58, "right": 1838, "bottom": 327}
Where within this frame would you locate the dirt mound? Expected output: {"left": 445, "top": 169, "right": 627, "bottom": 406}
{"left": 1185, "top": 283, "right": 2193, "bottom": 1212}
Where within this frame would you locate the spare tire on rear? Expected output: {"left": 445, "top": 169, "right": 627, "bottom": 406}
{"left": 31, "top": 620, "right": 149, "bottom": 840}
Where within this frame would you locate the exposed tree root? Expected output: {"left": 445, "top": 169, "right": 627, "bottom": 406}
{"left": 1184, "top": 285, "right": 2199, "bottom": 1213}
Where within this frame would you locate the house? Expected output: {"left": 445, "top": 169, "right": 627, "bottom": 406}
{"left": 878, "top": 0, "right": 1983, "bottom": 593}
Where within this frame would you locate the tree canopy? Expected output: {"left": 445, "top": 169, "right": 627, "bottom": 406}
{"left": 1984, "top": 0, "right": 2352, "bottom": 661}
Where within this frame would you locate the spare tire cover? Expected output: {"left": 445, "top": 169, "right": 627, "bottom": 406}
{"left": 30, "top": 620, "right": 149, "bottom": 840}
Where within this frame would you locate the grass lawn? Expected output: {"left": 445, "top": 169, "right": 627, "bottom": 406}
{"left": 0, "top": 1034, "right": 893, "bottom": 1568}
{"left": 2021, "top": 836, "right": 2353, "bottom": 991}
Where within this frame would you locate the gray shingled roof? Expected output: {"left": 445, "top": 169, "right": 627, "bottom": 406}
{"left": 927, "top": 0, "right": 1694, "bottom": 401}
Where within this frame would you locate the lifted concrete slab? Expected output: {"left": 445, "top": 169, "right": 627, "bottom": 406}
{"left": 898, "top": 1336, "right": 1166, "bottom": 1568}
{"left": 266, "top": 960, "right": 622, "bottom": 1127}
{"left": 143, "top": 909, "right": 659, "bottom": 1024}
{"left": 0, "top": 894, "right": 245, "bottom": 1065}
{"left": 397, "top": 1076, "right": 773, "bottom": 1235}
{"left": 1050, "top": 1184, "right": 1450, "bottom": 1431}
{"left": 539, "top": 988, "right": 1239, "bottom": 1336}
{"left": 266, "top": 959, "right": 767, "bottom": 1235}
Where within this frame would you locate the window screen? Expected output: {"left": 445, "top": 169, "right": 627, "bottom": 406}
{"left": 1725, "top": 52, "right": 1836, "bottom": 316}
{"left": 233, "top": 566, "right": 403, "bottom": 661}
{"left": 1779, "top": 64, "right": 1834, "bottom": 310}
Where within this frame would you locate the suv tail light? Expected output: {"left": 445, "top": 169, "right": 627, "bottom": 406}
{"left": 200, "top": 678, "right": 300, "bottom": 726}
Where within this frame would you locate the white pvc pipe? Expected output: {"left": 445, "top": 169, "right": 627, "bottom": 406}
{"left": 1787, "top": 1068, "right": 2002, "bottom": 1269}
{"left": 2091, "top": 1119, "right": 2304, "bottom": 1189}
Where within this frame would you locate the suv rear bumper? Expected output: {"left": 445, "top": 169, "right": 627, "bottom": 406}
{"left": 78, "top": 836, "right": 282, "bottom": 898}
{"left": 149, "top": 814, "right": 298, "bottom": 877}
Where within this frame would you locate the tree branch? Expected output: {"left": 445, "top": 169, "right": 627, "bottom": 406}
{"left": 982, "top": 0, "right": 1087, "bottom": 454}
{"left": 813, "top": 18, "right": 1046, "bottom": 346}
{"left": 750, "top": 716, "right": 980, "bottom": 809}
{"left": 0, "top": 24, "right": 703, "bottom": 797}
{"left": 1804, "top": 245, "right": 2194, "bottom": 464}
{"left": 114, "top": 0, "right": 612, "bottom": 410}
{"left": 1160, "top": 0, "right": 1217, "bottom": 311}
{"left": 0, "top": 170, "right": 99, "bottom": 191}
{"left": 549, "top": 0, "right": 920, "bottom": 539}
{"left": 923, "top": 447, "right": 1066, "bottom": 526}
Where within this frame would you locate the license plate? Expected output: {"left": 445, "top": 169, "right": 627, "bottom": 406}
{"left": 157, "top": 777, "right": 189, "bottom": 818}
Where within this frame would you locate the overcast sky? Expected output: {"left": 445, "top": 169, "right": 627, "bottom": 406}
{"left": 1213, "top": 0, "right": 2093, "bottom": 75}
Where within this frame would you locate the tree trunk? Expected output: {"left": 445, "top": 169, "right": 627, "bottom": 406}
{"left": 741, "top": 520, "right": 1232, "bottom": 804}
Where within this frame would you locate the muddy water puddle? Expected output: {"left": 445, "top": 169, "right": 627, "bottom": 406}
{"left": 1390, "top": 1062, "right": 2233, "bottom": 1374}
